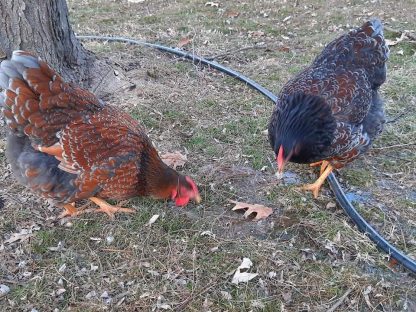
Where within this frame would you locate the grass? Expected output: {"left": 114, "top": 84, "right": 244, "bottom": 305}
{"left": 0, "top": 0, "right": 416, "bottom": 311}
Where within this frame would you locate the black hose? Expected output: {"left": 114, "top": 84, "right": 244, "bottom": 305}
{"left": 77, "top": 35, "right": 416, "bottom": 274}
{"left": 328, "top": 174, "right": 416, "bottom": 273}
{"left": 77, "top": 36, "right": 278, "bottom": 102}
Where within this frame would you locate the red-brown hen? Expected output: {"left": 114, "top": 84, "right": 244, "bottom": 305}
{"left": 0, "top": 51, "right": 201, "bottom": 219}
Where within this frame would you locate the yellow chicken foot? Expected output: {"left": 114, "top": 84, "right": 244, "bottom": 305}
{"left": 309, "top": 160, "right": 329, "bottom": 175}
{"left": 88, "top": 197, "right": 136, "bottom": 220}
{"left": 59, "top": 202, "right": 86, "bottom": 218}
{"left": 319, "top": 160, "right": 329, "bottom": 176}
{"left": 300, "top": 164, "right": 333, "bottom": 198}
{"left": 309, "top": 161, "right": 323, "bottom": 167}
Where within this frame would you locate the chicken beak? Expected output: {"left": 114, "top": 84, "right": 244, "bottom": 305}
{"left": 195, "top": 194, "right": 202, "bottom": 204}
{"left": 277, "top": 145, "right": 285, "bottom": 175}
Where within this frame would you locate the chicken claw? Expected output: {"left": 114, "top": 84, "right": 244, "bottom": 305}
{"left": 299, "top": 164, "right": 333, "bottom": 198}
{"left": 59, "top": 203, "right": 86, "bottom": 218}
{"left": 88, "top": 197, "right": 136, "bottom": 220}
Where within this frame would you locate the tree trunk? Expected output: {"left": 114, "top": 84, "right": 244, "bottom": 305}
{"left": 0, "top": 0, "right": 125, "bottom": 95}
{"left": 0, "top": 0, "right": 95, "bottom": 87}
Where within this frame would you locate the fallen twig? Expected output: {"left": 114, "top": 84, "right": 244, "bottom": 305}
{"left": 207, "top": 45, "right": 274, "bottom": 60}
{"left": 136, "top": 103, "right": 163, "bottom": 117}
{"left": 100, "top": 248, "right": 133, "bottom": 253}
{"left": 174, "top": 280, "right": 219, "bottom": 311}
{"left": 386, "top": 112, "right": 407, "bottom": 124}
{"left": 326, "top": 288, "right": 353, "bottom": 312}
{"left": 372, "top": 142, "right": 415, "bottom": 150}
{"left": 174, "top": 279, "right": 223, "bottom": 311}
{"left": 404, "top": 30, "right": 416, "bottom": 41}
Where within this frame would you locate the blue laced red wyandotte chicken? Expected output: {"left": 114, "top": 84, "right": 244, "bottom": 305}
{"left": 268, "top": 19, "right": 389, "bottom": 198}
{"left": 0, "top": 51, "right": 201, "bottom": 219}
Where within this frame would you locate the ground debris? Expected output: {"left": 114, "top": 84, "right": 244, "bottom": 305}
{"left": 229, "top": 200, "right": 273, "bottom": 220}
{"left": 231, "top": 258, "right": 258, "bottom": 284}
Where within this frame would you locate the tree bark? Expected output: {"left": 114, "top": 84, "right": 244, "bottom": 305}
{"left": 0, "top": 0, "right": 96, "bottom": 87}
{"left": 0, "top": 0, "right": 125, "bottom": 95}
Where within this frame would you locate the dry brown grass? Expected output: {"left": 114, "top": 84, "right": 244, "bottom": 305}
{"left": 1, "top": 0, "right": 415, "bottom": 311}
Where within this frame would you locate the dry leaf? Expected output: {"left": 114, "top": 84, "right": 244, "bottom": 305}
{"left": 283, "top": 16, "right": 292, "bottom": 22}
{"left": 225, "top": 10, "right": 239, "bottom": 18}
{"left": 86, "top": 291, "right": 97, "bottom": 299}
{"left": 200, "top": 230, "right": 215, "bottom": 237}
{"left": 177, "top": 37, "right": 191, "bottom": 48}
{"left": 277, "top": 46, "right": 291, "bottom": 53}
{"left": 231, "top": 257, "right": 258, "bottom": 284}
{"left": 326, "top": 202, "right": 336, "bottom": 209}
{"left": 155, "top": 295, "right": 171, "bottom": 310}
{"left": 4, "top": 231, "right": 33, "bottom": 244}
{"left": 205, "top": 1, "right": 219, "bottom": 7}
{"left": 160, "top": 151, "right": 187, "bottom": 169}
{"left": 56, "top": 288, "right": 66, "bottom": 296}
{"left": 248, "top": 30, "right": 265, "bottom": 38}
{"left": 47, "top": 241, "right": 65, "bottom": 252}
{"left": 229, "top": 200, "right": 273, "bottom": 220}
{"left": 386, "top": 33, "right": 408, "bottom": 46}
{"left": 3, "top": 224, "right": 40, "bottom": 245}
{"left": 282, "top": 291, "right": 292, "bottom": 302}
{"left": 147, "top": 214, "right": 160, "bottom": 226}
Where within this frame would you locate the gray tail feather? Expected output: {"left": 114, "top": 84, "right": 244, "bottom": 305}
{"left": 6, "top": 132, "right": 77, "bottom": 203}
{"left": 369, "top": 19, "right": 383, "bottom": 38}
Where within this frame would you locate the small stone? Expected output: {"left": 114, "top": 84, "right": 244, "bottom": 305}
{"left": 326, "top": 202, "right": 336, "bottom": 209}
{"left": 85, "top": 291, "right": 97, "bottom": 299}
{"left": 220, "top": 290, "right": 232, "bottom": 300}
{"left": 0, "top": 284, "right": 10, "bottom": 295}
{"left": 22, "top": 271, "right": 32, "bottom": 278}
{"left": 106, "top": 235, "right": 114, "bottom": 244}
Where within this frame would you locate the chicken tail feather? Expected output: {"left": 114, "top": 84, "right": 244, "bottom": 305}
{"left": 0, "top": 50, "right": 103, "bottom": 146}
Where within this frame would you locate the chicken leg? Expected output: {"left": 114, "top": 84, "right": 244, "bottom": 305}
{"left": 300, "top": 163, "right": 333, "bottom": 198}
{"left": 59, "top": 203, "right": 87, "bottom": 218}
{"left": 309, "top": 160, "right": 329, "bottom": 176}
{"left": 88, "top": 197, "right": 136, "bottom": 220}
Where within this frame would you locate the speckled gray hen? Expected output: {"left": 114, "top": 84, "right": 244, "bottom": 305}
{"left": 268, "top": 19, "right": 389, "bottom": 198}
